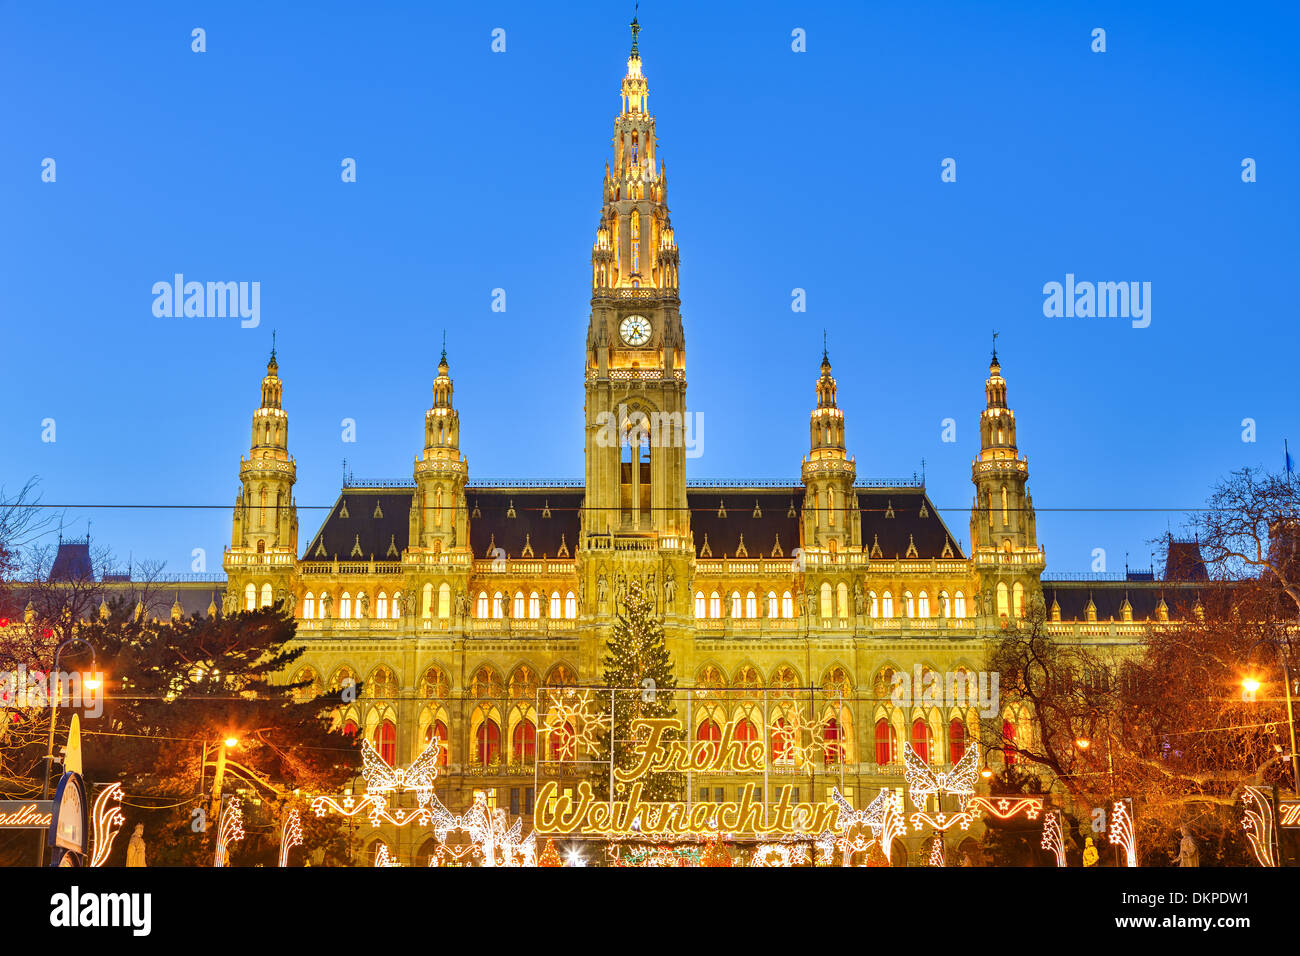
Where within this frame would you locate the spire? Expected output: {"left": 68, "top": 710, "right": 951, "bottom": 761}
{"left": 990, "top": 328, "right": 999, "bottom": 369}
{"left": 440, "top": 329, "right": 447, "bottom": 366}
{"left": 630, "top": 12, "right": 640, "bottom": 57}
{"left": 268, "top": 329, "right": 278, "bottom": 371}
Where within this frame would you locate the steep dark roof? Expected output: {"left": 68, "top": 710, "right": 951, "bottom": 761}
{"left": 1165, "top": 541, "right": 1209, "bottom": 581}
{"left": 1042, "top": 582, "right": 1207, "bottom": 622}
{"left": 301, "top": 484, "right": 963, "bottom": 562}
{"left": 303, "top": 490, "right": 415, "bottom": 561}
{"left": 858, "top": 489, "right": 963, "bottom": 560}
{"left": 467, "top": 489, "right": 583, "bottom": 559}
{"left": 688, "top": 489, "right": 801, "bottom": 559}
{"left": 49, "top": 540, "right": 93, "bottom": 581}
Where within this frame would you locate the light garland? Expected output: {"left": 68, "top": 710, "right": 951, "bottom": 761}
{"left": 1242, "top": 786, "right": 1278, "bottom": 868}
{"left": 749, "top": 843, "right": 811, "bottom": 867}
{"left": 881, "top": 790, "right": 906, "bottom": 865}
{"left": 89, "top": 783, "right": 125, "bottom": 868}
{"left": 909, "top": 809, "right": 974, "bottom": 833}
{"left": 279, "top": 808, "right": 303, "bottom": 867}
{"left": 1107, "top": 800, "right": 1137, "bottom": 867}
{"left": 213, "top": 796, "right": 244, "bottom": 868}
{"left": 541, "top": 688, "right": 606, "bottom": 758}
{"left": 768, "top": 709, "right": 826, "bottom": 768}
{"left": 927, "top": 835, "right": 946, "bottom": 867}
{"left": 966, "top": 795, "right": 1043, "bottom": 821}
{"left": 1040, "top": 810, "right": 1066, "bottom": 867}
{"left": 902, "top": 741, "right": 979, "bottom": 805}
{"left": 374, "top": 843, "right": 400, "bottom": 867}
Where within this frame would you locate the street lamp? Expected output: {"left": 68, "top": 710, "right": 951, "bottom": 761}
{"left": 38, "top": 636, "right": 98, "bottom": 866}
{"left": 1243, "top": 636, "right": 1300, "bottom": 795}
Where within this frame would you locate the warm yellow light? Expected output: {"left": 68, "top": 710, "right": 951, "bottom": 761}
{"left": 224, "top": 737, "right": 239, "bottom": 748}
{"left": 1075, "top": 738, "right": 1091, "bottom": 750}
{"left": 1243, "top": 678, "right": 1261, "bottom": 694}
{"left": 83, "top": 676, "right": 101, "bottom": 691}
{"left": 980, "top": 767, "right": 993, "bottom": 779}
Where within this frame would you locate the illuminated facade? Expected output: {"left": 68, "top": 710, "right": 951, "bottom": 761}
{"left": 217, "top": 21, "right": 1206, "bottom": 864}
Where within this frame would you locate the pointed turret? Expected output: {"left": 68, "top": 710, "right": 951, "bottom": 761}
{"left": 411, "top": 344, "right": 469, "bottom": 554}
{"left": 801, "top": 346, "right": 859, "bottom": 553}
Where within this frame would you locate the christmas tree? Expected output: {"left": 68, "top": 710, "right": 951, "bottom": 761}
{"left": 538, "top": 838, "right": 562, "bottom": 867}
{"left": 590, "top": 580, "right": 685, "bottom": 802}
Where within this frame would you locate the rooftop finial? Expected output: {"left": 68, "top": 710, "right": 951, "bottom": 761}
{"left": 630, "top": 4, "right": 640, "bottom": 56}
{"left": 991, "top": 329, "right": 999, "bottom": 365}
{"left": 441, "top": 329, "right": 447, "bottom": 365}
{"left": 268, "top": 329, "right": 278, "bottom": 369}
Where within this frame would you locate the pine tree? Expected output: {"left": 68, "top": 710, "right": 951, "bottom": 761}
{"left": 591, "top": 581, "right": 684, "bottom": 802}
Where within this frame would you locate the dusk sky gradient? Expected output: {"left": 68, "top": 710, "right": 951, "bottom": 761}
{"left": 2, "top": 0, "right": 1297, "bottom": 578}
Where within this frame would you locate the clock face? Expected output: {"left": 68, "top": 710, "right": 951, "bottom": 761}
{"left": 619, "top": 314, "right": 652, "bottom": 347}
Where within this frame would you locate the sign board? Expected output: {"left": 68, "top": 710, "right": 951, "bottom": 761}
{"left": 0, "top": 800, "right": 54, "bottom": 828}
{"left": 49, "top": 772, "right": 88, "bottom": 855}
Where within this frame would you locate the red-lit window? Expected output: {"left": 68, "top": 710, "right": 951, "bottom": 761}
{"left": 550, "top": 722, "right": 576, "bottom": 761}
{"left": 696, "top": 719, "right": 722, "bottom": 762}
{"left": 874, "top": 719, "right": 896, "bottom": 765}
{"left": 735, "top": 719, "right": 759, "bottom": 745}
{"left": 343, "top": 719, "right": 359, "bottom": 738}
{"left": 771, "top": 717, "right": 795, "bottom": 764}
{"left": 374, "top": 720, "right": 397, "bottom": 765}
{"left": 476, "top": 719, "right": 500, "bottom": 765}
{"left": 512, "top": 719, "right": 536, "bottom": 763}
{"left": 949, "top": 718, "right": 967, "bottom": 763}
{"left": 1002, "top": 719, "right": 1017, "bottom": 765}
{"left": 425, "top": 720, "right": 449, "bottom": 766}
{"left": 824, "top": 717, "right": 842, "bottom": 765}
{"left": 911, "top": 719, "right": 931, "bottom": 764}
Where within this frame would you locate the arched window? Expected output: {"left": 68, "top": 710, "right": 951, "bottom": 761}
{"left": 564, "top": 591, "right": 577, "bottom": 619}
{"left": 391, "top": 592, "right": 402, "bottom": 619}
{"left": 549, "top": 591, "right": 561, "bottom": 618}
{"left": 513, "top": 591, "right": 526, "bottom": 619}
{"left": 258, "top": 583, "right": 272, "bottom": 608}
{"left": 745, "top": 591, "right": 757, "bottom": 618}
{"left": 882, "top": 591, "right": 894, "bottom": 618}
{"left": 476, "top": 718, "right": 501, "bottom": 765}
{"left": 342, "top": 718, "right": 359, "bottom": 737}
{"left": 903, "top": 590, "right": 915, "bottom": 618}
{"left": 766, "top": 591, "right": 778, "bottom": 618}
{"left": 938, "top": 590, "right": 949, "bottom": 618}
{"left": 374, "top": 720, "right": 397, "bottom": 766}
{"left": 869, "top": 591, "right": 879, "bottom": 618}
{"left": 303, "top": 592, "right": 315, "bottom": 619}
{"left": 781, "top": 591, "right": 793, "bottom": 618}
{"left": 256, "top": 539, "right": 265, "bottom": 554}
{"left": 996, "top": 583, "right": 1010, "bottom": 621}
{"left": 549, "top": 722, "right": 575, "bottom": 761}
{"left": 438, "top": 583, "right": 451, "bottom": 619}
{"left": 836, "top": 583, "right": 849, "bottom": 619}
{"left": 339, "top": 592, "right": 352, "bottom": 618}
{"left": 425, "top": 720, "right": 449, "bottom": 766}
{"left": 512, "top": 719, "right": 536, "bottom": 763}
{"left": 918, "top": 591, "right": 930, "bottom": 618}
{"left": 1002, "top": 719, "right": 1018, "bottom": 765}
{"left": 709, "top": 591, "right": 721, "bottom": 618}
{"left": 529, "top": 591, "right": 541, "bottom": 619}
{"left": 735, "top": 718, "right": 759, "bottom": 747}
{"left": 949, "top": 718, "right": 967, "bottom": 763}
{"left": 696, "top": 718, "right": 722, "bottom": 763}
{"left": 911, "top": 719, "right": 931, "bottom": 763}
{"left": 477, "top": 591, "right": 489, "bottom": 618}
{"left": 824, "top": 717, "right": 842, "bottom": 765}
{"left": 954, "top": 591, "right": 966, "bottom": 618}
{"left": 376, "top": 591, "right": 388, "bottom": 619}
{"left": 1001, "top": 485, "right": 1009, "bottom": 527}
{"left": 695, "top": 591, "right": 706, "bottom": 618}
{"left": 730, "top": 591, "right": 742, "bottom": 618}
{"left": 421, "top": 583, "right": 433, "bottom": 619}
{"left": 354, "top": 592, "right": 366, "bottom": 619}
{"left": 770, "top": 717, "right": 795, "bottom": 765}
{"left": 819, "top": 582, "right": 833, "bottom": 620}
{"left": 874, "top": 719, "right": 897, "bottom": 765}
{"left": 492, "top": 592, "right": 504, "bottom": 618}
{"left": 1013, "top": 581, "right": 1025, "bottom": 619}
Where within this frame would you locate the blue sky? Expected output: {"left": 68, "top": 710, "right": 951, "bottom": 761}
{"left": 1, "top": 0, "right": 1297, "bottom": 577}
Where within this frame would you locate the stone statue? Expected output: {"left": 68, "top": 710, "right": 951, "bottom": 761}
{"left": 853, "top": 582, "right": 865, "bottom": 615}
{"left": 597, "top": 574, "right": 608, "bottom": 604}
{"left": 126, "top": 824, "right": 146, "bottom": 867}
{"left": 320, "top": 591, "right": 333, "bottom": 618}
{"left": 664, "top": 572, "right": 676, "bottom": 609}
{"left": 1178, "top": 828, "right": 1199, "bottom": 867}
{"left": 359, "top": 592, "right": 371, "bottom": 618}
{"left": 1082, "top": 836, "right": 1098, "bottom": 867}
{"left": 577, "top": 579, "right": 586, "bottom": 608}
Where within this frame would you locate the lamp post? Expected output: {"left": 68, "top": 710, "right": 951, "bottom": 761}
{"left": 1244, "top": 634, "right": 1300, "bottom": 796}
{"left": 37, "top": 635, "right": 98, "bottom": 866}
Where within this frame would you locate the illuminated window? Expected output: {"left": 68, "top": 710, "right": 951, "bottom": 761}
{"left": 824, "top": 717, "right": 843, "bottom": 765}
{"left": 949, "top": 718, "right": 967, "bottom": 763}
{"left": 781, "top": 591, "right": 793, "bottom": 618}
{"left": 745, "top": 591, "right": 757, "bottom": 618}
{"left": 695, "top": 591, "right": 706, "bottom": 618}
{"left": 529, "top": 591, "right": 541, "bottom": 619}
{"left": 1002, "top": 719, "right": 1017, "bottom": 765}
{"left": 903, "top": 591, "right": 914, "bottom": 618}
{"left": 819, "top": 582, "right": 832, "bottom": 620}
{"left": 355, "top": 592, "right": 366, "bottom": 619}
{"left": 954, "top": 591, "right": 966, "bottom": 618}
{"left": 376, "top": 591, "right": 388, "bottom": 619}
{"left": 374, "top": 720, "right": 397, "bottom": 766}
{"left": 1013, "top": 581, "right": 1025, "bottom": 619}
{"left": 421, "top": 583, "right": 432, "bottom": 619}
{"left": 339, "top": 592, "right": 352, "bottom": 618}
{"left": 492, "top": 592, "right": 504, "bottom": 619}
{"left": 836, "top": 582, "right": 849, "bottom": 620}
{"left": 564, "top": 591, "right": 577, "bottom": 619}
{"left": 260, "top": 583, "right": 272, "bottom": 608}
{"left": 882, "top": 591, "right": 894, "bottom": 618}
{"left": 869, "top": 591, "right": 878, "bottom": 618}
{"left": 709, "top": 591, "right": 721, "bottom": 618}
{"left": 512, "top": 720, "right": 536, "bottom": 763}
{"left": 730, "top": 591, "right": 742, "bottom": 618}
{"left": 302, "top": 592, "right": 315, "bottom": 619}
{"left": 391, "top": 592, "right": 402, "bottom": 619}
{"left": 911, "top": 719, "right": 931, "bottom": 763}
{"left": 874, "top": 719, "right": 896, "bottom": 765}
{"left": 549, "top": 591, "right": 561, "bottom": 618}
{"left": 918, "top": 591, "right": 930, "bottom": 618}
{"left": 766, "top": 591, "right": 778, "bottom": 618}
{"left": 513, "top": 591, "right": 526, "bottom": 618}
{"left": 696, "top": 719, "right": 722, "bottom": 762}
{"left": 476, "top": 719, "right": 501, "bottom": 765}
{"left": 438, "top": 583, "right": 451, "bottom": 619}
{"left": 425, "top": 720, "right": 449, "bottom": 766}
{"left": 477, "top": 591, "right": 489, "bottom": 618}
{"left": 1001, "top": 486, "right": 1009, "bottom": 527}
{"left": 996, "top": 583, "right": 1010, "bottom": 621}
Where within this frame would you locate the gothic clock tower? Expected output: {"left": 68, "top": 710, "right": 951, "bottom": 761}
{"left": 579, "top": 18, "right": 693, "bottom": 639}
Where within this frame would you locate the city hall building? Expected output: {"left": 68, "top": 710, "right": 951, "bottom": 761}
{"left": 211, "top": 22, "right": 1206, "bottom": 864}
